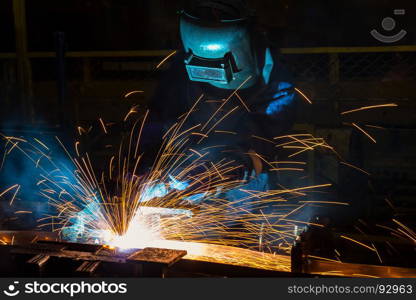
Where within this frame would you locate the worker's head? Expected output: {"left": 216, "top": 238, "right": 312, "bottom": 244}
{"left": 180, "top": 0, "right": 260, "bottom": 90}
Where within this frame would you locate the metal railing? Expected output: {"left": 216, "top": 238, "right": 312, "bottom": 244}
{"left": 2, "top": 45, "right": 416, "bottom": 84}
{"left": 0, "top": 45, "right": 415, "bottom": 124}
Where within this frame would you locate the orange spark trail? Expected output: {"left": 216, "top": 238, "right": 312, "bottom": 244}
{"left": 340, "top": 235, "right": 376, "bottom": 252}
{"left": 215, "top": 130, "right": 237, "bottom": 135}
{"left": 340, "top": 161, "right": 370, "bottom": 176}
{"left": 124, "top": 90, "right": 144, "bottom": 98}
{"left": 156, "top": 50, "right": 177, "bottom": 69}
{"left": 0, "top": 184, "right": 20, "bottom": 199}
{"left": 271, "top": 161, "right": 307, "bottom": 165}
{"left": 75, "top": 141, "right": 80, "bottom": 157}
{"left": 269, "top": 168, "right": 304, "bottom": 172}
{"left": 235, "top": 92, "right": 251, "bottom": 112}
{"left": 123, "top": 106, "right": 138, "bottom": 122}
{"left": 352, "top": 123, "right": 377, "bottom": 143}
{"left": 294, "top": 88, "right": 312, "bottom": 104}
{"left": 365, "top": 124, "right": 386, "bottom": 130}
{"left": 33, "top": 138, "right": 49, "bottom": 150}
{"left": 77, "top": 126, "right": 86, "bottom": 136}
{"left": 99, "top": 118, "right": 108, "bottom": 134}
{"left": 201, "top": 76, "right": 252, "bottom": 131}
{"left": 9, "top": 185, "right": 20, "bottom": 206}
{"left": 14, "top": 211, "right": 32, "bottom": 214}
{"left": 341, "top": 103, "right": 398, "bottom": 115}
{"left": 299, "top": 201, "right": 349, "bottom": 206}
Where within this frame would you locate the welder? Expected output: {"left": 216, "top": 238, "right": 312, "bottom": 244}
{"left": 143, "top": 0, "right": 298, "bottom": 202}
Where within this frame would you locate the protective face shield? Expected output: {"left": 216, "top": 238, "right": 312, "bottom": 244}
{"left": 179, "top": 2, "right": 259, "bottom": 90}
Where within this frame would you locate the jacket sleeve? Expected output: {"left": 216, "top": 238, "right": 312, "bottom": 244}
{"left": 246, "top": 62, "right": 298, "bottom": 158}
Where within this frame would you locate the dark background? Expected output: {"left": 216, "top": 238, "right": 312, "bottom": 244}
{"left": 1, "top": 0, "right": 416, "bottom": 52}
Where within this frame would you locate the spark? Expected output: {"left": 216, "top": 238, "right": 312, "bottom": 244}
{"left": 33, "top": 138, "right": 49, "bottom": 150}
{"left": 99, "top": 118, "right": 108, "bottom": 134}
{"left": 6, "top": 141, "right": 19, "bottom": 155}
{"left": 287, "top": 143, "right": 326, "bottom": 158}
{"left": 124, "top": 90, "right": 144, "bottom": 98}
{"left": 269, "top": 168, "right": 304, "bottom": 172}
{"left": 75, "top": 141, "right": 80, "bottom": 157}
{"left": 340, "top": 161, "right": 370, "bottom": 176}
{"left": 308, "top": 255, "right": 340, "bottom": 263}
{"left": 189, "top": 148, "right": 204, "bottom": 157}
{"left": 4, "top": 136, "right": 27, "bottom": 142}
{"left": 109, "top": 156, "right": 115, "bottom": 180}
{"left": 191, "top": 132, "right": 208, "bottom": 138}
{"left": 273, "top": 134, "right": 313, "bottom": 140}
{"left": 0, "top": 184, "right": 20, "bottom": 206}
{"left": 341, "top": 103, "right": 398, "bottom": 115}
{"left": 365, "top": 124, "right": 386, "bottom": 130}
{"left": 215, "top": 130, "right": 237, "bottom": 135}
{"left": 391, "top": 219, "right": 416, "bottom": 244}
{"left": 271, "top": 161, "right": 307, "bottom": 165}
{"left": 14, "top": 211, "right": 32, "bottom": 214}
{"left": 206, "top": 99, "right": 225, "bottom": 103}
{"left": 294, "top": 87, "right": 312, "bottom": 104}
{"left": 201, "top": 76, "right": 252, "bottom": 131}
{"left": 384, "top": 198, "right": 395, "bottom": 210}
{"left": 77, "top": 126, "right": 86, "bottom": 136}
{"left": 340, "top": 235, "right": 376, "bottom": 252}
{"left": 156, "top": 50, "right": 177, "bottom": 69}
{"left": 252, "top": 135, "right": 275, "bottom": 144}
{"left": 123, "top": 106, "right": 138, "bottom": 122}
{"left": 351, "top": 123, "right": 377, "bottom": 143}
{"left": 373, "top": 243, "right": 383, "bottom": 264}
{"left": 198, "top": 106, "right": 240, "bottom": 143}
{"left": 352, "top": 274, "right": 379, "bottom": 278}
{"left": 235, "top": 92, "right": 251, "bottom": 112}
{"left": 298, "top": 201, "right": 349, "bottom": 206}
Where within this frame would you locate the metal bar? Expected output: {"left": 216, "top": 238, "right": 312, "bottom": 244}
{"left": 308, "top": 258, "right": 416, "bottom": 278}
{"left": 1, "top": 45, "right": 416, "bottom": 60}
{"left": 54, "top": 32, "right": 67, "bottom": 128}
{"left": 280, "top": 45, "right": 416, "bottom": 54}
{"left": 128, "top": 247, "right": 187, "bottom": 266}
{"left": 0, "top": 53, "right": 17, "bottom": 59}
{"left": 26, "top": 254, "right": 51, "bottom": 275}
{"left": 329, "top": 53, "right": 340, "bottom": 85}
{"left": 12, "top": 0, "right": 34, "bottom": 122}
{"left": 76, "top": 261, "right": 101, "bottom": 276}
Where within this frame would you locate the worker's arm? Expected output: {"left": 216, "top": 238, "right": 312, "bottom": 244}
{"left": 243, "top": 79, "right": 298, "bottom": 163}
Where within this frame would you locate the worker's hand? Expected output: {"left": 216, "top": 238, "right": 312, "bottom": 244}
{"left": 264, "top": 82, "right": 295, "bottom": 116}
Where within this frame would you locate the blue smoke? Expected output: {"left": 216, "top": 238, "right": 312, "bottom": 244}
{"left": 0, "top": 124, "right": 77, "bottom": 230}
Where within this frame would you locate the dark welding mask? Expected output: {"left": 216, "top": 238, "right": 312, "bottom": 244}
{"left": 180, "top": 1, "right": 259, "bottom": 90}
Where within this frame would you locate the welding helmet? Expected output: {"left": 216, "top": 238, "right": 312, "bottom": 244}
{"left": 180, "top": 0, "right": 259, "bottom": 89}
